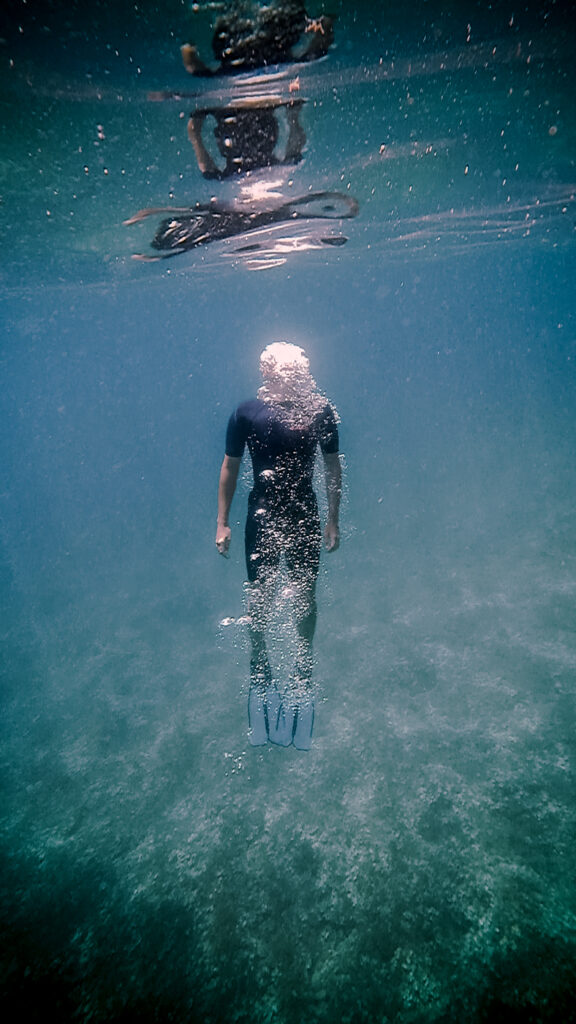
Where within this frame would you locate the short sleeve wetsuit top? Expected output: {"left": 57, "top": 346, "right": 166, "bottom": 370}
{"left": 225, "top": 398, "right": 339, "bottom": 584}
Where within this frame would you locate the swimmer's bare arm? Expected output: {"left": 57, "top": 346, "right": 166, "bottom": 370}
{"left": 284, "top": 101, "right": 306, "bottom": 163}
{"left": 216, "top": 455, "right": 241, "bottom": 556}
{"left": 181, "top": 44, "right": 214, "bottom": 77}
{"left": 323, "top": 452, "right": 341, "bottom": 552}
{"left": 187, "top": 113, "right": 220, "bottom": 178}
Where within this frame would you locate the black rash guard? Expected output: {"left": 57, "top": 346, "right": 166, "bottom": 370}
{"left": 226, "top": 398, "right": 338, "bottom": 497}
{"left": 225, "top": 398, "right": 339, "bottom": 581}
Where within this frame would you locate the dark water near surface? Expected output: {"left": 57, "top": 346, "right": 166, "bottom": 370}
{"left": 2, "top": 2, "right": 576, "bottom": 1022}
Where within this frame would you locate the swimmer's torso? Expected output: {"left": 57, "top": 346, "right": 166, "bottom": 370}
{"left": 225, "top": 398, "right": 338, "bottom": 504}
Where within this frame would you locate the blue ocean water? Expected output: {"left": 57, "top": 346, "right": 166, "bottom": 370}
{"left": 1, "top": 2, "right": 576, "bottom": 1021}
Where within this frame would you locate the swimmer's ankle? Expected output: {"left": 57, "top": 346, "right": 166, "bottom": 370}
{"left": 250, "top": 653, "right": 272, "bottom": 689}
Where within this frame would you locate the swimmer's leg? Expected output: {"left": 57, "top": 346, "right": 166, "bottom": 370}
{"left": 245, "top": 503, "right": 280, "bottom": 687}
{"left": 286, "top": 509, "right": 321, "bottom": 690}
{"left": 293, "top": 581, "right": 317, "bottom": 687}
{"left": 277, "top": 571, "right": 317, "bottom": 750}
{"left": 246, "top": 575, "right": 276, "bottom": 686}
{"left": 245, "top": 570, "right": 282, "bottom": 746}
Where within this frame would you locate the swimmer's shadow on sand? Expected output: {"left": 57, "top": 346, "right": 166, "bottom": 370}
{"left": 124, "top": 191, "right": 359, "bottom": 262}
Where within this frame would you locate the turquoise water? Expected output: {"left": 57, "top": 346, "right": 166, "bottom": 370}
{"left": 2, "top": 2, "right": 576, "bottom": 1021}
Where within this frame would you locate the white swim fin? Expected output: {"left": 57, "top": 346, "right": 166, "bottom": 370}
{"left": 268, "top": 689, "right": 295, "bottom": 747}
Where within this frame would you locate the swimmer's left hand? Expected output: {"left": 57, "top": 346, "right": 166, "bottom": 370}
{"left": 216, "top": 524, "right": 232, "bottom": 557}
{"left": 324, "top": 522, "right": 340, "bottom": 552}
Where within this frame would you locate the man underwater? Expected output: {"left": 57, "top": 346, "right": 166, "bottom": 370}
{"left": 215, "top": 342, "right": 341, "bottom": 748}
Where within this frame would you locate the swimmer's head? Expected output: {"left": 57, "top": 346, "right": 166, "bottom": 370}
{"left": 258, "top": 340, "right": 333, "bottom": 422}
{"left": 260, "top": 341, "right": 310, "bottom": 384}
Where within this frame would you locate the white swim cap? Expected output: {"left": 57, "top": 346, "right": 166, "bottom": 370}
{"left": 258, "top": 339, "right": 336, "bottom": 425}
{"left": 260, "top": 341, "right": 310, "bottom": 380}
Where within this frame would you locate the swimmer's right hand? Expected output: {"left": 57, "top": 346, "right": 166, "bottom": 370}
{"left": 215, "top": 525, "right": 231, "bottom": 557}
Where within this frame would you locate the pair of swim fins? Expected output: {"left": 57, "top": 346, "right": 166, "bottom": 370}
{"left": 248, "top": 684, "right": 314, "bottom": 750}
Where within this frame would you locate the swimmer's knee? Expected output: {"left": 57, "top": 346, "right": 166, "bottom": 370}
{"left": 246, "top": 575, "right": 275, "bottom": 620}
{"left": 294, "top": 589, "right": 317, "bottom": 624}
